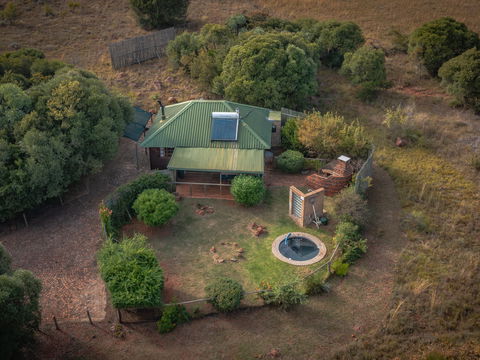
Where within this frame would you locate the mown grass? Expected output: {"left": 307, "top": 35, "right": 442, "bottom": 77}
{"left": 124, "top": 187, "right": 333, "bottom": 303}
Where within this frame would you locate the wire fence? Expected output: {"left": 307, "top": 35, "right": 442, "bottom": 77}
{"left": 108, "top": 27, "right": 176, "bottom": 69}
{"left": 280, "top": 107, "right": 306, "bottom": 125}
{"left": 354, "top": 146, "right": 375, "bottom": 196}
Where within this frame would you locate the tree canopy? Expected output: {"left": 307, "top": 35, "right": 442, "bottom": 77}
{"left": 0, "top": 244, "right": 41, "bottom": 360}
{"left": 0, "top": 49, "right": 132, "bottom": 222}
{"left": 218, "top": 32, "right": 318, "bottom": 109}
{"left": 408, "top": 17, "right": 480, "bottom": 76}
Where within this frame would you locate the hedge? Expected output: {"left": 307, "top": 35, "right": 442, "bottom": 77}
{"left": 101, "top": 172, "right": 171, "bottom": 238}
{"left": 97, "top": 234, "right": 164, "bottom": 309}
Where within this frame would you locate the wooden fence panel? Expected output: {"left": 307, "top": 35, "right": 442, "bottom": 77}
{"left": 108, "top": 27, "right": 176, "bottom": 69}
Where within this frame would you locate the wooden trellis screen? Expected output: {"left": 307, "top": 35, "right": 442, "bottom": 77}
{"left": 108, "top": 27, "right": 176, "bottom": 69}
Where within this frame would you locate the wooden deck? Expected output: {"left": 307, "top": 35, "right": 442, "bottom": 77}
{"left": 175, "top": 171, "right": 233, "bottom": 200}
{"left": 175, "top": 183, "right": 233, "bottom": 200}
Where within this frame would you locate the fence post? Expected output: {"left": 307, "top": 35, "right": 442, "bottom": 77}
{"left": 117, "top": 309, "right": 122, "bottom": 324}
{"left": 53, "top": 316, "right": 60, "bottom": 330}
{"left": 327, "top": 261, "right": 331, "bottom": 274}
{"left": 87, "top": 310, "right": 93, "bottom": 325}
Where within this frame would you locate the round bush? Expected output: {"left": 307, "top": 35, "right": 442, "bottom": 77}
{"left": 205, "top": 277, "right": 244, "bottom": 313}
{"left": 439, "top": 48, "right": 480, "bottom": 113}
{"left": 230, "top": 175, "right": 266, "bottom": 206}
{"left": 132, "top": 188, "right": 178, "bottom": 227}
{"left": 276, "top": 150, "right": 305, "bottom": 173}
{"left": 408, "top": 17, "right": 480, "bottom": 76}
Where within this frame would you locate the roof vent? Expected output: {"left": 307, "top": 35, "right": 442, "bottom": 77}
{"left": 211, "top": 112, "right": 239, "bottom": 141}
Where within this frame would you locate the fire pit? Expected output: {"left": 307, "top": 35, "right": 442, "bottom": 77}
{"left": 272, "top": 232, "right": 326, "bottom": 266}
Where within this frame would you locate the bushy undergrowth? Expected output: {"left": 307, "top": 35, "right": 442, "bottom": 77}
{"left": 102, "top": 172, "right": 171, "bottom": 238}
{"left": 297, "top": 112, "right": 371, "bottom": 159}
{"left": 205, "top": 277, "right": 244, "bottom": 313}
{"left": 276, "top": 150, "right": 304, "bottom": 173}
{"left": 97, "top": 234, "right": 164, "bottom": 309}
{"left": 331, "top": 187, "right": 369, "bottom": 228}
{"left": 157, "top": 304, "right": 190, "bottom": 333}
{"left": 334, "top": 221, "right": 367, "bottom": 265}
{"left": 258, "top": 282, "right": 307, "bottom": 311}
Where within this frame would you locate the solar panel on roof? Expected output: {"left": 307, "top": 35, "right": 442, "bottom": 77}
{"left": 211, "top": 112, "right": 239, "bottom": 141}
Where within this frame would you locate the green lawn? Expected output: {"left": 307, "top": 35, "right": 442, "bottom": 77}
{"left": 123, "top": 187, "right": 334, "bottom": 303}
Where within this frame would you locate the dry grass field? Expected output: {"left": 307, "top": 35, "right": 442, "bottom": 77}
{"left": 1, "top": 0, "right": 480, "bottom": 359}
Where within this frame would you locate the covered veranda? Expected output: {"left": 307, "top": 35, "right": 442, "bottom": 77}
{"left": 168, "top": 147, "right": 264, "bottom": 200}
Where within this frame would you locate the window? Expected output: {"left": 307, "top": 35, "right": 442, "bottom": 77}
{"left": 211, "top": 112, "right": 239, "bottom": 141}
{"left": 160, "top": 148, "right": 174, "bottom": 157}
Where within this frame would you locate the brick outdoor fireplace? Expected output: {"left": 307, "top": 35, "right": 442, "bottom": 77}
{"left": 306, "top": 155, "right": 353, "bottom": 196}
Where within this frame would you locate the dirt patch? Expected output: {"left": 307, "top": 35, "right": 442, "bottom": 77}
{"left": 32, "top": 167, "right": 408, "bottom": 359}
{"left": 0, "top": 139, "right": 149, "bottom": 322}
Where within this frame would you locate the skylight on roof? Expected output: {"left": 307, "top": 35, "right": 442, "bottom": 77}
{"left": 211, "top": 112, "right": 239, "bottom": 141}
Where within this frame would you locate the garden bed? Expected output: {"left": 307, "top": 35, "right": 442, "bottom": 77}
{"left": 122, "top": 187, "right": 334, "bottom": 305}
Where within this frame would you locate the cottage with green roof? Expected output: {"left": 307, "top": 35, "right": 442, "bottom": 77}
{"left": 140, "top": 99, "right": 281, "bottom": 198}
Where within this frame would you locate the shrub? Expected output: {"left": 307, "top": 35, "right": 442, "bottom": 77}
{"left": 166, "top": 32, "right": 201, "bottom": 72}
{"left": 471, "top": 153, "right": 480, "bottom": 172}
{"left": 310, "top": 20, "right": 365, "bottom": 68}
{"left": 205, "top": 277, "right": 244, "bottom": 313}
{"left": 129, "top": 0, "right": 189, "bottom": 30}
{"left": 331, "top": 187, "right": 369, "bottom": 227}
{"left": 0, "top": 244, "right": 12, "bottom": 275}
{"left": 0, "top": 250, "right": 42, "bottom": 360}
{"left": 276, "top": 150, "right": 304, "bottom": 173}
{"left": 105, "top": 172, "right": 171, "bottom": 236}
{"left": 230, "top": 175, "right": 266, "bottom": 206}
{"left": 226, "top": 14, "right": 247, "bottom": 34}
{"left": 331, "top": 259, "right": 349, "bottom": 276}
{"left": 157, "top": 304, "right": 190, "bottom": 333}
{"left": 281, "top": 117, "right": 305, "bottom": 152}
{"left": 97, "top": 234, "right": 164, "bottom": 308}
{"left": 258, "top": 283, "right": 307, "bottom": 311}
{"left": 387, "top": 28, "right": 409, "bottom": 53}
{"left": 218, "top": 32, "right": 317, "bottom": 109}
{"left": 340, "top": 45, "right": 388, "bottom": 100}
{"left": 408, "top": 17, "right": 480, "bottom": 76}
{"left": 297, "top": 112, "right": 371, "bottom": 159}
{"left": 303, "top": 272, "right": 330, "bottom": 296}
{"left": 438, "top": 48, "right": 480, "bottom": 113}
{"left": 132, "top": 188, "right": 178, "bottom": 227}
{"left": 334, "top": 221, "right": 367, "bottom": 264}
{"left": 382, "top": 105, "right": 424, "bottom": 144}
{"left": 0, "top": 2, "right": 19, "bottom": 25}
{"left": 303, "top": 158, "right": 324, "bottom": 171}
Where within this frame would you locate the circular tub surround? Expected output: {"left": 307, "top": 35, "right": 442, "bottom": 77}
{"left": 272, "top": 232, "right": 327, "bottom": 266}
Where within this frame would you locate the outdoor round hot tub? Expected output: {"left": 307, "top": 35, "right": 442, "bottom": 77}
{"left": 272, "top": 232, "right": 327, "bottom": 266}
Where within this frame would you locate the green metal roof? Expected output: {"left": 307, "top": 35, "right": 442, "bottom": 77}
{"left": 168, "top": 147, "right": 264, "bottom": 174}
{"left": 141, "top": 100, "right": 272, "bottom": 149}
